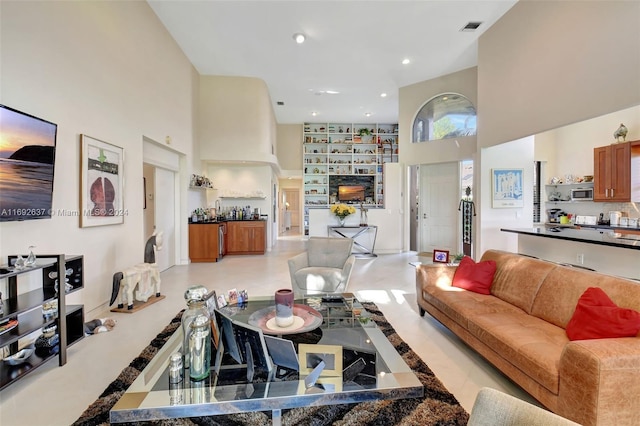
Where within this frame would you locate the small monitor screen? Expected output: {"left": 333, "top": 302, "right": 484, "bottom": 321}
{"left": 338, "top": 185, "right": 365, "bottom": 202}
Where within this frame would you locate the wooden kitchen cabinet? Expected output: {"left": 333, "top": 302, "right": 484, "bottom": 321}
{"left": 593, "top": 141, "right": 631, "bottom": 202}
{"left": 189, "top": 223, "right": 219, "bottom": 262}
{"left": 226, "top": 221, "right": 266, "bottom": 255}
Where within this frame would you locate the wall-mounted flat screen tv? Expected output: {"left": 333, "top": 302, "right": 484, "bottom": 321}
{"left": 338, "top": 185, "right": 365, "bottom": 202}
{"left": 0, "top": 105, "right": 57, "bottom": 222}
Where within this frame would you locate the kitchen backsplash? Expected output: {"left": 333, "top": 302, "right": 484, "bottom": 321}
{"left": 543, "top": 201, "right": 639, "bottom": 223}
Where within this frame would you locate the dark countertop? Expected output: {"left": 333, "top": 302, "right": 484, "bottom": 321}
{"left": 188, "top": 218, "right": 266, "bottom": 224}
{"left": 501, "top": 227, "right": 640, "bottom": 250}
{"left": 544, "top": 222, "right": 640, "bottom": 232}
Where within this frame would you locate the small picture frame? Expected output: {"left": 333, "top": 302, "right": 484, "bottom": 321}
{"left": 433, "top": 249, "right": 450, "bottom": 263}
{"left": 227, "top": 288, "right": 238, "bottom": 305}
{"left": 217, "top": 294, "right": 228, "bottom": 308}
{"left": 298, "top": 344, "right": 343, "bottom": 377}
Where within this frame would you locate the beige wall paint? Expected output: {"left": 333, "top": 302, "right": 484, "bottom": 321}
{"left": 276, "top": 124, "right": 303, "bottom": 173}
{"left": 398, "top": 67, "right": 478, "bottom": 165}
{"left": 478, "top": 0, "right": 640, "bottom": 148}
{"left": 0, "top": 1, "right": 198, "bottom": 313}
{"left": 474, "top": 0, "right": 639, "bottom": 255}
{"left": 199, "top": 76, "right": 278, "bottom": 165}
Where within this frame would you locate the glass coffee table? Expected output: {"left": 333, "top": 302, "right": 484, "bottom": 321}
{"left": 110, "top": 293, "right": 423, "bottom": 425}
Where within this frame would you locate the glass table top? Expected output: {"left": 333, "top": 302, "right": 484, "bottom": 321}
{"left": 110, "top": 293, "right": 423, "bottom": 424}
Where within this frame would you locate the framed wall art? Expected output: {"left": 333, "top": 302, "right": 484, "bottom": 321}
{"left": 433, "top": 249, "right": 450, "bottom": 263}
{"left": 491, "top": 168, "right": 524, "bottom": 208}
{"left": 80, "top": 134, "right": 124, "bottom": 227}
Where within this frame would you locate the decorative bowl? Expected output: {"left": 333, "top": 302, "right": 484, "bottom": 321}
{"left": 42, "top": 324, "right": 57, "bottom": 338}
{"left": 3, "top": 347, "right": 35, "bottom": 366}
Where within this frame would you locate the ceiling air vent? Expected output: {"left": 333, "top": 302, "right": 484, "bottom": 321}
{"left": 277, "top": 101, "right": 284, "bottom": 106}
{"left": 460, "top": 21, "right": 483, "bottom": 32}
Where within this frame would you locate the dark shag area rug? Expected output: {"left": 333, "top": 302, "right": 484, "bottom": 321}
{"left": 73, "top": 302, "right": 469, "bottom": 426}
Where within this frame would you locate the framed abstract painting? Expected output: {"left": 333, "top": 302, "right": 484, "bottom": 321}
{"left": 80, "top": 134, "right": 125, "bottom": 227}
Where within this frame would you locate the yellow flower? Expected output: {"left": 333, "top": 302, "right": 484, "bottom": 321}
{"left": 330, "top": 203, "right": 356, "bottom": 218}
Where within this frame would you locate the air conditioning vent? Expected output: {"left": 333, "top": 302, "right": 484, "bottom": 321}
{"left": 460, "top": 21, "right": 483, "bottom": 32}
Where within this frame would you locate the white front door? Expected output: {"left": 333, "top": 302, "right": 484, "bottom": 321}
{"left": 419, "top": 162, "right": 458, "bottom": 255}
{"left": 154, "top": 167, "right": 175, "bottom": 272}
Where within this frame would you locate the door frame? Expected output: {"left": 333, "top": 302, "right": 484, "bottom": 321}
{"left": 413, "top": 161, "right": 462, "bottom": 255}
{"left": 142, "top": 137, "right": 186, "bottom": 266}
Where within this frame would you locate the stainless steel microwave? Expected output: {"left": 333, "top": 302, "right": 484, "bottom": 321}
{"left": 570, "top": 187, "right": 594, "bottom": 201}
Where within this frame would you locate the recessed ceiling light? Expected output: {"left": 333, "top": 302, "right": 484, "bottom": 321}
{"left": 311, "top": 111, "right": 317, "bottom": 116}
{"left": 364, "top": 112, "right": 371, "bottom": 117}
{"left": 293, "top": 33, "right": 306, "bottom": 44}
{"left": 380, "top": 93, "right": 387, "bottom": 98}
{"left": 324, "top": 90, "right": 339, "bottom": 95}
{"left": 402, "top": 58, "right": 410, "bottom": 65}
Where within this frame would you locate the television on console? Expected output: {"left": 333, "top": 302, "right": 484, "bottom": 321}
{"left": 338, "top": 185, "right": 365, "bottom": 202}
{"left": 0, "top": 105, "right": 57, "bottom": 222}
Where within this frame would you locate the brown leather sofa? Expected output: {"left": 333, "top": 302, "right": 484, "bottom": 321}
{"left": 416, "top": 249, "right": 640, "bottom": 426}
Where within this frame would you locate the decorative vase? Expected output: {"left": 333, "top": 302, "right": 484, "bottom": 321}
{"left": 338, "top": 217, "right": 346, "bottom": 227}
{"left": 275, "top": 288, "right": 294, "bottom": 327}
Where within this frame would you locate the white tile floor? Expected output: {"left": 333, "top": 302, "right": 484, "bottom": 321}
{"left": 0, "top": 233, "right": 532, "bottom": 425}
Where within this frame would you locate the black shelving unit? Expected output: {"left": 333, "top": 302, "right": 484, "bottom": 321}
{"left": 0, "top": 254, "right": 84, "bottom": 390}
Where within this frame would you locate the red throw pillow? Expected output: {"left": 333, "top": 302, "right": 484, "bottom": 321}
{"left": 451, "top": 256, "right": 497, "bottom": 295}
{"left": 566, "top": 287, "right": 640, "bottom": 341}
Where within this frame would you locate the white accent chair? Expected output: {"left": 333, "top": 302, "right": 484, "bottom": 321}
{"left": 288, "top": 237, "right": 356, "bottom": 297}
{"left": 468, "top": 388, "right": 580, "bottom": 426}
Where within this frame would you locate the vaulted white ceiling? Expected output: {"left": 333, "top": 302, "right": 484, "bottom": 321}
{"left": 148, "top": 1, "right": 517, "bottom": 124}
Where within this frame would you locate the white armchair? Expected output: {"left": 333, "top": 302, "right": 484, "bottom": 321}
{"left": 288, "top": 237, "right": 356, "bottom": 297}
{"left": 468, "top": 388, "right": 580, "bottom": 426}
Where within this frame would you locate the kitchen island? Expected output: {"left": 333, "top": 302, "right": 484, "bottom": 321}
{"left": 501, "top": 226, "right": 639, "bottom": 281}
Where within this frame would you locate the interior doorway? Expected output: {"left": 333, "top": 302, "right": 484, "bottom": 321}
{"left": 281, "top": 188, "right": 301, "bottom": 235}
{"left": 142, "top": 137, "right": 183, "bottom": 271}
{"left": 411, "top": 160, "right": 474, "bottom": 256}
{"left": 419, "top": 162, "right": 459, "bottom": 254}
{"left": 143, "top": 163, "right": 176, "bottom": 272}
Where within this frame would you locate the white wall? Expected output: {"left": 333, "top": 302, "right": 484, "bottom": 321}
{"left": 478, "top": 1, "right": 640, "bottom": 149}
{"left": 309, "top": 163, "right": 404, "bottom": 254}
{"left": 0, "top": 1, "right": 198, "bottom": 314}
{"left": 206, "top": 164, "right": 275, "bottom": 250}
{"left": 199, "top": 76, "right": 278, "bottom": 165}
{"left": 475, "top": 0, "right": 640, "bottom": 256}
{"left": 537, "top": 104, "right": 640, "bottom": 179}
{"left": 479, "top": 137, "right": 535, "bottom": 255}
{"left": 398, "top": 67, "right": 477, "bottom": 166}
{"left": 536, "top": 104, "right": 640, "bottom": 222}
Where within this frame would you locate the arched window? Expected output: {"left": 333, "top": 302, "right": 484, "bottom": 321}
{"left": 412, "top": 93, "right": 477, "bottom": 142}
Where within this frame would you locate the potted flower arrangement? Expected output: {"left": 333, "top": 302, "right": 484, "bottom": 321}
{"left": 330, "top": 203, "right": 356, "bottom": 226}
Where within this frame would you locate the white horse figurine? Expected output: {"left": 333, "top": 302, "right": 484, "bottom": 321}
{"left": 110, "top": 231, "right": 163, "bottom": 310}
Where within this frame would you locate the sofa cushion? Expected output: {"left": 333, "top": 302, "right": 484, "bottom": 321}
{"left": 480, "top": 251, "right": 556, "bottom": 314}
{"left": 452, "top": 256, "right": 496, "bottom": 294}
{"left": 531, "top": 267, "right": 640, "bottom": 329}
{"left": 566, "top": 287, "right": 640, "bottom": 340}
{"left": 423, "top": 285, "right": 526, "bottom": 331}
{"left": 294, "top": 267, "right": 343, "bottom": 292}
{"left": 468, "top": 310, "right": 567, "bottom": 394}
